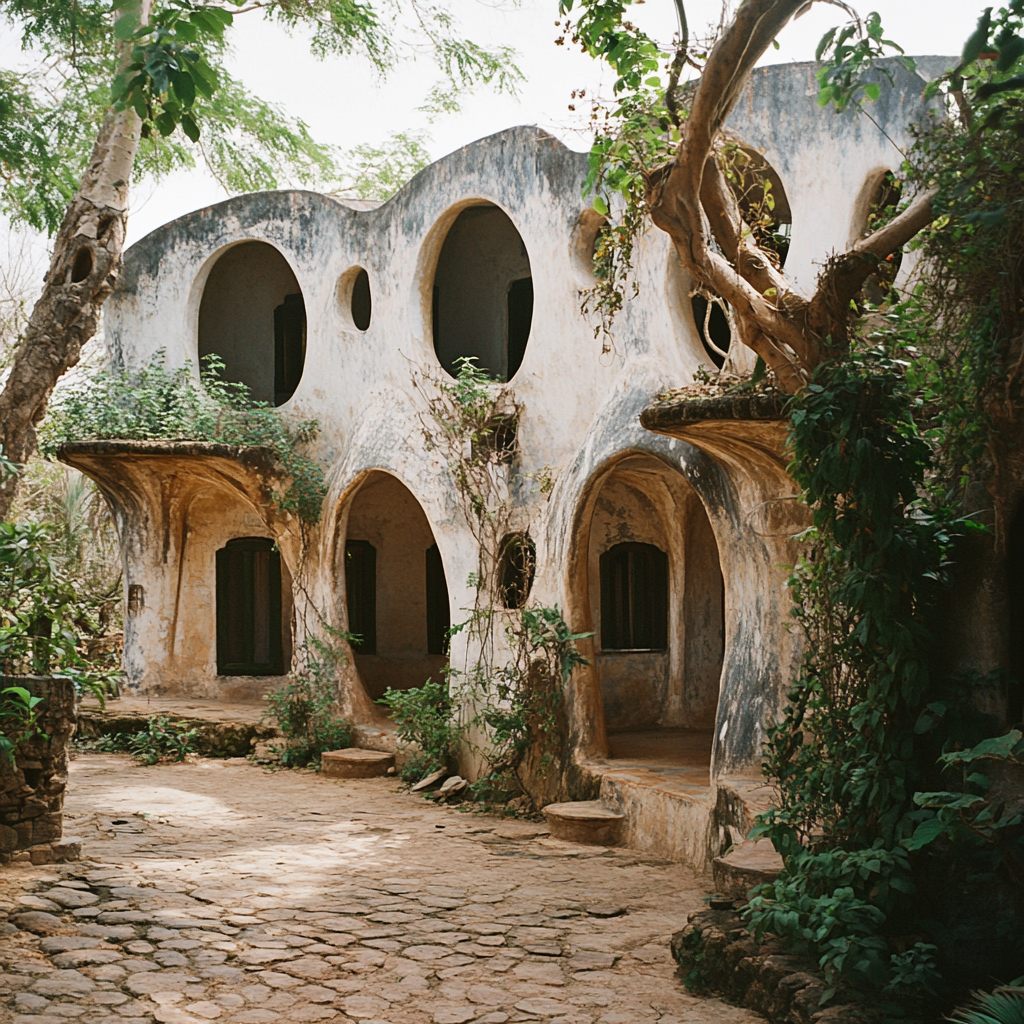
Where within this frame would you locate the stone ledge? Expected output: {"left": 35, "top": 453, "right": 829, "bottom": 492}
{"left": 542, "top": 801, "right": 625, "bottom": 845}
{"left": 77, "top": 705, "right": 279, "bottom": 758}
{"left": 1, "top": 835, "right": 82, "bottom": 866}
{"left": 713, "top": 839, "right": 784, "bottom": 900}
{"left": 640, "top": 392, "right": 788, "bottom": 432}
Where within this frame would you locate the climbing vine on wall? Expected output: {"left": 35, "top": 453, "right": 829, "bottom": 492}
{"left": 414, "top": 357, "right": 590, "bottom": 805}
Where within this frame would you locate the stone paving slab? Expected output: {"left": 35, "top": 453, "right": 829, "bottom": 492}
{"left": 1, "top": 753, "right": 764, "bottom": 1024}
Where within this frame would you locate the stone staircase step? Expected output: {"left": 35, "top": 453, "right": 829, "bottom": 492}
{"left": 712, "top": 838, "right": 784, "bottom": 900}
{"left": 542, "top": 801, "right": 626, "bottom": 846}
{"left": 321, "top": 748, "right": 395, "bottom": 779}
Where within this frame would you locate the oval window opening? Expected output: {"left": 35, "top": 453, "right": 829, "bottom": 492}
{"left": 691, "top": 292, "right": 732, "bottom": 369}
{"left": 199, "top": 241, "right": 306, "bottom": 407}
{"left": 497, "top": 532, "right": 536, "bottom": 610}
{"left": 723, "top": 144, "right": 793, "bottom": 269}
{"left": 351, "top": 268, "right": 372, "bottom": 331}
{"left": 432, "top": 204, "right": 533, "bottom": 382}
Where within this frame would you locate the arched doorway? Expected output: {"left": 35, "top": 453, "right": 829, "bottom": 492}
{"left": 585, "top": 454, "right": 725, "bottom": 770}
{"left": 342, "top": 472, "right": 450, "bottom": 701}
{"left": 198, "top": 241, "right": 306, "bottom": 406}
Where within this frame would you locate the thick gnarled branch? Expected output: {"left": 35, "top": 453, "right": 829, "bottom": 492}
{"left": 644, "top": 0, "right": 937, "bottom": 392}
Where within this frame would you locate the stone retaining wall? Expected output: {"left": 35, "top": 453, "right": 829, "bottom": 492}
{"left": 671, "top": 908, "right": 925, "bottom": 1024}
{"left": 0, "top": 676, "right": 81, "bottom": 865}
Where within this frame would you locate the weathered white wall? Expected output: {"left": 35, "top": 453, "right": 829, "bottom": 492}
{"left": 93, "top": 60, "right": 941, "bottom": 782}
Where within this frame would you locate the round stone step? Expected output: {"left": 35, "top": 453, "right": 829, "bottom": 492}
{"left": 321, "top": 748, "right": 395, "bottom": 779}
{"left": 712, "top": 839, "right": 784, "bottom": 900}
{"left": 542, "top": 801, "right": 625, "bottom": 846}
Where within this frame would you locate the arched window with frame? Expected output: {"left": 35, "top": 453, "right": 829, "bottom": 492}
{"left": 216, "top": 537, "right": 284, "bottom": 675}
{"left": 599, "top": 542, "right": 669, "bottom": 652}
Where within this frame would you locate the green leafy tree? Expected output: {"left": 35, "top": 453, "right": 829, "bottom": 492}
{"left": 564, "top": 0, "right": 1024, "bottom": 1005}
{"left": 0, "top": 0, "right": 522, "bottom": 517}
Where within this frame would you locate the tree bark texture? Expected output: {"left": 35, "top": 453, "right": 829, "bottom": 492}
{"left": 0, "top": 3, "right": 151, "bottom": 520}
{"left": 646, "top": 0, "right": 936, "bottom": 392}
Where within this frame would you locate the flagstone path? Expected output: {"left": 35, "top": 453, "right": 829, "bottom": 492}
{"left": 1, "top": 753, "right": 763, "bottom": 1024}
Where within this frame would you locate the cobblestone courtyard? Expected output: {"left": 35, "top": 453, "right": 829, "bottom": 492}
{"left": 1, "top": 754, "right": 761, "bottom": 1024}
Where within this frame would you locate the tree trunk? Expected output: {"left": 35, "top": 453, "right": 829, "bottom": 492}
{"left": 0, "top": 2, "right": 150, "bottom": 520}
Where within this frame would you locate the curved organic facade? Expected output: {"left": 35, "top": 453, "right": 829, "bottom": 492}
{"left": 66, "top": 59, "right": 942, "bottom": 866}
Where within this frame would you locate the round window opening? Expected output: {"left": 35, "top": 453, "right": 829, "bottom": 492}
{"left": 432, "top": 204, "right": 533, "bottom": 382}
{"left": 198, "top": 241, "right": 306, "bottom": 407}
{"left": 338, "top": 266, "right": 372, "bottom": 332}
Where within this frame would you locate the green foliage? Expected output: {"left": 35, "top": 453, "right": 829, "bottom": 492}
{"left": 39, "top": 351, "right": 327, "bottom": 523}
{"left": 336, "top": 130, "right": 432, "bottom": 201}
{"left": 815, "top": 12, "right": 915, "bottom": 111}
{"left": 0, "top": 499, "right": 120, "bottom": 703}
{"left": 0, "top": 0, "right": 522, "bottom": 234}
{"left": 98, "top": 714, "right": 199, "bottom": 764}
{"left": 948, "top": 980, "right": 1024, "bottom": 1024}
{"left": 264, "top": 627, "right": 353, "bottom": 768}
{"left": 110, "top": 0, "right": 230, "bottom": 143}
{"left": 744, "top": 351, "right": 965, "bottom": 1004}
{"left": 0, "top": 685, "right": 47, "bottom": 765}
{"left": 378, "top": 677, "right": 458, "bottom": 782}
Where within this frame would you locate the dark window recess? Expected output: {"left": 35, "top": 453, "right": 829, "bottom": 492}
{"left": 345, "top": 540, "right": 377, "bottom": 654}
{"left": 506, "top": 277, "right": 533, "bottom": 379}
{"left": 472, "top": 415, "right": 518, "bottom": 464}
{"left": 274, "top": 292, "right": 306, "bottom": 404}
{"left": 351, "top": 269, "right": 372, "bottom": 331}
{"left": 216, "top": 538, "right": 284, "bottom": 675}
{"left": 432, "top": 284, "right": 440, "bottom": 349}
{"left": 691, "top": 294, "right": 732, "bottom": 369}
{"left": 599, "top": 542, "right": 668, "bottom": 652}
{"left": 426, "top": 544, "right": 450, "bottom": 656}
{"left": 498, "top": 533, "right": 536, "bottom": 610}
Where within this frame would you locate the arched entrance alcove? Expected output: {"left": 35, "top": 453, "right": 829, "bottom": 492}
{"left": 578, "top": 453, "right": 725, "bottom": 771}
{"left": 198, "top": 241, "right": 306, "bottom": 406}
{"left": 341, "top": 472, "right": 450, "bottom": 702}
{"left": 431, "top": 203, "right": 533, "bottom": 382}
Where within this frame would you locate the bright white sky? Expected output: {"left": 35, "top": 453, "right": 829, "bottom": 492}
{"left": 2, "top": 1, "right": 984, "bottom": 251}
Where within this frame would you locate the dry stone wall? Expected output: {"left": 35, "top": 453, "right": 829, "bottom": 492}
{"left": 0, "top": 676, "right": 80, "bottom": 866}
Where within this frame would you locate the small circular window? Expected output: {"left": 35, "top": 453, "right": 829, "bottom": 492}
{"left": 338, "top": 266, "right": 372, "bottom": 332}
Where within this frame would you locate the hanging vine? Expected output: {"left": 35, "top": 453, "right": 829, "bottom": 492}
{"left": 412, "top": 357, "right": 590, "bottom": 807}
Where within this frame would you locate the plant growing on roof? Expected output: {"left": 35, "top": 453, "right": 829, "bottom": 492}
{"left": 39, "top": 351, "right": 327, "bottom": 523}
